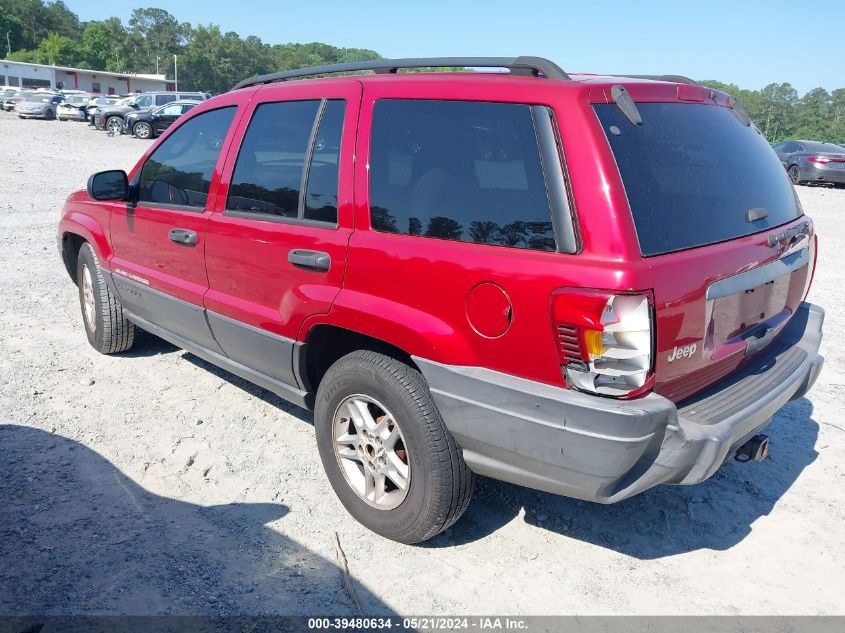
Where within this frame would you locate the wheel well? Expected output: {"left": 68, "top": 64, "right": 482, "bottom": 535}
{"left": 302, "top": 325, "right": 419, "bottom": 393}
{"left": 61, "top": 233, "right": 86, "bottom": 284}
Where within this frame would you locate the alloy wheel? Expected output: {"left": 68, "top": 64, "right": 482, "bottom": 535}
{"left": 332, "top": 394, "right": 410, "bottom": 510}
{"left": 81, "top": 264, "right": 96, "bottom": 332}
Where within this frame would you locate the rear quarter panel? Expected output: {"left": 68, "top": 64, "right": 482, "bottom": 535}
{"left": 308, "top": 76, "right": 653, "bottom": 387}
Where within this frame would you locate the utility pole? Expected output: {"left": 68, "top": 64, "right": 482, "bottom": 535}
{"left": 6, "top": 32, "right": 10, "bottom": 56}
{"left": 173, "top": 54, "right": 178, "bottom": 91}
{"left": 156, "top": 56, "right": 160, "bottom": 75}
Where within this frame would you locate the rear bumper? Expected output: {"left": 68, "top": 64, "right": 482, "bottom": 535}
{"left": 414, "top": 302, "right": 824, "bottom": 503}
{"left": 800, "top": 164, "right": 845, "bottom": 184}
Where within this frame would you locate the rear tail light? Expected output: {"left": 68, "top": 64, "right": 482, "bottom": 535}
{"left": 551, "top": 289, "right": 654, "bottom": 398}
{"left": 808, "top": 156, "right": 832, "bottom": 164}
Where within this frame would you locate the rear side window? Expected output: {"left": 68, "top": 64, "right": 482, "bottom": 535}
{"left": 596, "top": 103, "right": 801, "bottom": 256}
{"left": 227, "top": 99, "right": 345, "bottom": 224}
{"left": 156, "top": 94, "right": 177, "bottom": 106}
{"left": 138, "top": 106, "right": 236, "bottom": 209}
{"left": 369, "top": 100, "right": 556, "bottom": 251}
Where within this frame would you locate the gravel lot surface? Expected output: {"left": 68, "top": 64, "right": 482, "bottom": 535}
{"left": 1, "top": 113, "right": 844, "bottom": 618}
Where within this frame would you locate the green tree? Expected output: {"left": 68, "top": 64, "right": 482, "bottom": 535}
{"left": 127, "top": 7, "right": 186, "bottom": 73}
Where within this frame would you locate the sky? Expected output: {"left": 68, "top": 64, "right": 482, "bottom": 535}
{"left": 64, "top": 0, "right": 843, "bottom": 95}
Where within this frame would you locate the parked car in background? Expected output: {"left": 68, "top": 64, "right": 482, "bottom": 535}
{"left": 60, "top": 57, "right": 824, "bottom": 543}
{"left": 15, "top": 92, "right": 63, "bottom": 120}
{"left": 1, "top": 86, "right": 21, "bottom": 107}
{"left": 86, "top": 95, "right": 119, "bottom": 125}
{"left": 57, "top": 94, "right": 92, "bottom": 121}
{"left": 123, "top": 100, "right": 198, "bottom": 139}
{"left": 94, "top": 91, "right": 210, "bottom": 133}
{"left": 773, "top": 139, "right": 845, "bottom": 186}
{"left": 3, "top": 89, "right": 31, "bottom": 112}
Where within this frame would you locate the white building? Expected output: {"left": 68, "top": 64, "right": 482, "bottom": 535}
{"left": 0, "top": 59, "right": 173, "bottom": 94}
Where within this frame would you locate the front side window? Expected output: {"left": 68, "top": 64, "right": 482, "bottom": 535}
{"left": 156, "top": 94, "right": 176, "bottom": 106}
{"left": 158, "top": 103, "right": 183, "bottom": 116}
{"left": 227, "top": 99, "right": 345, "bottom": 224}
{"left": 368, "top": 100, "right": 556, "bottom": 251}
{"left": 138, "top": 106, "right": 236, "bottom": 209}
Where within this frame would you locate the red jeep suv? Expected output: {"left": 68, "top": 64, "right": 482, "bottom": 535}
{"left": 58, "top": 57, "right": 824, "bottom": 543}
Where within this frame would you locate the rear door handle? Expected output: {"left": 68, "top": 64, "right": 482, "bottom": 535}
{"left": 168, "top": 228, "right": 197, "bottom": 246}
{"left": 288, "top": 249, "right": 331, "bottom": 272}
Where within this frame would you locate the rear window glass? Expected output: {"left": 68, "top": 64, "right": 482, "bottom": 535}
{"left": 369, "top": 99, "right": 555, "bottom": 251}
{"left": 595, "top": 103, "right": 801, "bottom": 256}
{"left": 800, "top": 141, "right": 844, "bottom": 154}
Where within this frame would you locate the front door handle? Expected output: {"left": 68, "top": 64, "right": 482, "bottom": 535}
{"left": 288, "top": 249, "right": 331, "bottom": 272}
{"left": 169, "top": 228, "right": 197, "bottom": 246}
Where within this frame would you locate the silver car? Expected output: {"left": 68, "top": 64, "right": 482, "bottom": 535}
{"left": 15, "top": 93, "right": 63, "bottom": 120}
{"left": 57, "top": 94, "right": 92, "bottom": 121}
{"left": 773, "top": 139, "right": 845, "bottom": 186}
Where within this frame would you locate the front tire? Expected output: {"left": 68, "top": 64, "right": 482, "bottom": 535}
{"left": 133, "top": 121, "right": 153, "bottom": 139}
{"left": 76, "top": 243, "right": 135, "bottom": 354}
{"left": 315, "top": 351, "right": 473, "bottom": 544}
{"left": 105, "top": 116, "right": 123, "bottom": 134}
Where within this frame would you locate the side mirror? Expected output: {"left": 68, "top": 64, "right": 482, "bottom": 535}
{"left": 87, "top": 170, "right": 129, "bottom": 201}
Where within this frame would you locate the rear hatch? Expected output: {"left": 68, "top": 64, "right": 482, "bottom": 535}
{"left": 595, "top": 96, "right": 815, "bottom": 402}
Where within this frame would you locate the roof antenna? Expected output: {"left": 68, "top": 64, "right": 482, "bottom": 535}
{"left": 610, "top": 85, "right": 642, "bottom": 126}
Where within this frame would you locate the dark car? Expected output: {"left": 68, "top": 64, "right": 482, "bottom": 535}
{"left": 773, "top": 139, "right": 845, "bottom": 186}
{"left": 123, "top": 100, "right": 198, "bottom": 139}
{"left": 94, "top": 91, "right": 209, "bottom": 133}
{"left": 60, "top": 57, "right": 823, "bottom": 543}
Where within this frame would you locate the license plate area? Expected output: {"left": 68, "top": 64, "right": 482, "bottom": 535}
{"left": 704, "top": 248, "right": 810, "bottom": 361}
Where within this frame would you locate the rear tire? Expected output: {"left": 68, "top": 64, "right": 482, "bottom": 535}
{"left": 788, "top": 165, "right": 803, "bottom": 185}
{"left": 314, "top": 351, "right": 473, "bottom": 543}
{"left": 76, "top": 243, "right": 135, "bottom": 354}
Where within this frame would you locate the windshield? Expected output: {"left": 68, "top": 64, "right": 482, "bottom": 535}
{"left": 66, "top": 96, "right": 88, "bottom": 105}
{"left": 595, "top": 102, "right": 801, "bottom": 257}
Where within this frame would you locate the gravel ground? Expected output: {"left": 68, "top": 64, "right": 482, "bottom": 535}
{"left": 1, "top": 113, "right": 844, "bottom": 618}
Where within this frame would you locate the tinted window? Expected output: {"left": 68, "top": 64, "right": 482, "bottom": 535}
{"left": 180, "top": 94, "right": 203, "bottom": 101}
{"left": 595, "top": 103, "right": 801, "bottom": 257}
{"left": 801, "top": 141, "right": 844, "bottom": 154}
{"left": 227, "top": 100, "right": 321, "bottom": 218}
{"left": 156, "top": 94, "right": 177, "bottom": 106}
{"left": 158, "top": 103, "right": 183, "bottom": 116}
{"left": 369, "top": 100, "right": 555, "bottom": 251}
{"left": 138, "top": 106, "right": 236, "bottom": 209}
{"left": 303, "top": 100, "right": 345, "bottom": 223}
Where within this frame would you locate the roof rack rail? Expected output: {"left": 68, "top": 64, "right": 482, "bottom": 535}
{"left": 608, "top": 74, "right": 699, "bottom": 86}
{"left": 231, "top": 56, "right": 570, "bottom": 91}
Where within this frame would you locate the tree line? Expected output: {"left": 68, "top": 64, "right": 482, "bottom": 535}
{"left": 1, "top": 1, "right": 843, "bottom": 143}
{"left": 0, "top": 0, "right": 379, "bottom": 94}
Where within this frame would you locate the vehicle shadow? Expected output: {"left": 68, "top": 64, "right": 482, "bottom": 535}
{"left": 117, "top": 328, "right": 180, "bottom": 358}
{"left": 179, "top": 353, "right": 314, "bottom": 423}
{"left": 427, "top": 398, "right": 819, "bottom": 558}
{"left": 0, "top": 424, "right": 389, "bottom": 615}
